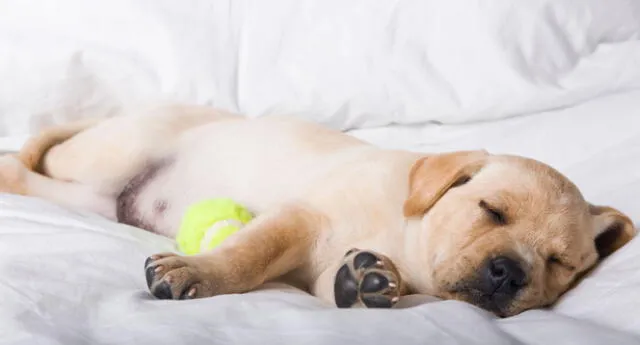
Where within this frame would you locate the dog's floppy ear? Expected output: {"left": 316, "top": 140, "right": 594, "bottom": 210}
{"left": 590, "top": 204, "right": 636, "bottom": 258}
{"left": 403, "top": 150, "right": 488, "bottom": 217}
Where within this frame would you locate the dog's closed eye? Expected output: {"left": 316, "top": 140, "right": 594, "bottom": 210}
{"left": 479, "top": 200, "right": 507, "bottom": 225}
{"left": 547, "top": 255, "right": 576, "bottom": 271}
{"left": 451, "top": 175, "right": 471, "bottom": 188}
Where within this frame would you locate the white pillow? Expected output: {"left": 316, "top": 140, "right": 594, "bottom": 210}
{"left": 1, "top": 0, "right": 639, "bottom": 138}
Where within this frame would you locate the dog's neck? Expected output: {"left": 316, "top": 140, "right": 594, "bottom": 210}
{"left": 396, "top": 215, "right": 438, "bottom": 294}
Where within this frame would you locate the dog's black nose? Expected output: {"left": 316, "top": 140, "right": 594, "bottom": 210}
{"left": 483, "top": 256, "right": 527, "bottom": 296}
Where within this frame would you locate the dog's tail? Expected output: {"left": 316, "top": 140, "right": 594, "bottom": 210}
{"left": 18, "top": 117, "right": 107, "bottom": 172}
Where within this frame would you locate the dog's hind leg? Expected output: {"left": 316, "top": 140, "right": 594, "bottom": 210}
{"left": 0, "top": 155, "right": 116, "bottom": 219}
{"left": 22, "top": 105, "right": 240, "bottom": 195}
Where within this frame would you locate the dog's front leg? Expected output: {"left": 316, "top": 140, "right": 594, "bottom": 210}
{"left": 144, "top": 204, "right": 323, "bottom": 300}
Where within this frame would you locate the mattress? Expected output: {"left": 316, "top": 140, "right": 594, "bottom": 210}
{"left": 1, "top": 89, "right": 640, "bottom": 345}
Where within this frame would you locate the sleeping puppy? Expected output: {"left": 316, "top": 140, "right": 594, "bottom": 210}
{"left": 0, "top": 104, "right": 634, "bottom": 317}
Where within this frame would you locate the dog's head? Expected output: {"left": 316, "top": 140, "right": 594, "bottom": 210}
{"left": 403, "top": 151, "right": 635, "bottom": 317}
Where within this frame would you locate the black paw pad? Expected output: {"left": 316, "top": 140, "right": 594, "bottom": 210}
{"left": 362, "top": 295, "right": 394, "bottom": 308}
{"left": 334, "top": 249, "right": 401, "bottom": 309}
{"left": 353, "top": 252, "right": 379, "bottom": 269}
{"left": 361, "top": 272, "right": 389, "bottom": 293}
{"left": 334, "top": 264, "right": 358, "bottom": 308}
{"left": 152, "top": 281, "right": 173, "bottom": 300}
{"left": 145, "top": 258, "right": 156, "bottom": 289}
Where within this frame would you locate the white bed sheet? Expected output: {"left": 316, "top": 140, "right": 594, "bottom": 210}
{"left": 0, "top": 90, "right": 639, "bottom": 345}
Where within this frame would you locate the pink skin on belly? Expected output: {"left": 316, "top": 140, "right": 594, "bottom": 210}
{"left": 116, "top": 158, "right": 173, "bottom": 233}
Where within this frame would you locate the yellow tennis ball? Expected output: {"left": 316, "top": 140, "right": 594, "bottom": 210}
{"left": 176, "top": 198, "right": 253, "bottom": 255}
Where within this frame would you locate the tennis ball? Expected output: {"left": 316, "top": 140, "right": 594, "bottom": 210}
{"left": 176, "top": 198, "right": 253, "bottom": 255}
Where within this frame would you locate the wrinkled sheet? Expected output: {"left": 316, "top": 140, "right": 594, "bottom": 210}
{"left": 1, "top": 90, "right": 640, "bottom": 345}
{"left": 1, "top": 0, "right": 640, "bottom": 141}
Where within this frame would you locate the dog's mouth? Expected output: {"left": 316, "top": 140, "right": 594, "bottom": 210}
{"left": 445, "top": 277, "right": 525, "bottom": 317}
{"left": 448, "top": 287, "right": 515, "bottom": 317}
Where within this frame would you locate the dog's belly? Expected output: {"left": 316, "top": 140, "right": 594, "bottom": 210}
{"left": 115, "top": 117, "right": 371, "bottom": 237}
{"left": 116, "top": 158, "right": 174, "bottom": 234}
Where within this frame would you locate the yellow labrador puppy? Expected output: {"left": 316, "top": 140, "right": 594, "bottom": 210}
{"left": 0, "top": 104, "right": 634, "bottom": 317}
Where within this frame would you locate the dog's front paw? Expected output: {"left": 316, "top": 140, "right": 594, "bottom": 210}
{"left": 334, "top": 249, "right": 403, "bottom": 309}
{"left": 144, "top": 253, "right": 217, "bottom": 300}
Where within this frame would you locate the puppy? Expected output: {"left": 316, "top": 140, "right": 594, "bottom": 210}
{"left": 0, "top": 104, "right": 634, "bottom": 317}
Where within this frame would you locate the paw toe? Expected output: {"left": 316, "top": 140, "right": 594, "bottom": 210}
{"left": 145, "top": 266, "right": 156, "bottom": 289}
{"left": 152, "top": 281, "right": 174, "bottom": 300}
{"left": 361, "top": 295, "right": 394, "bottom": 308}
{"left": 334, "top": 264, "right": 359, "bottom": 308}
{"left": 361, "top": 272, "right": 389, "bottom": 293}
{"left": 353, "top": 251, "right": 379, "bottom": 269}
{"left": 144, "top": 256, "right": 153, "bottom": 268}
{"left": 179, "top": 286, "right": 198, "bottom": 300}
{"left": 144, "top": 257, "right": 156, "bottom": 289}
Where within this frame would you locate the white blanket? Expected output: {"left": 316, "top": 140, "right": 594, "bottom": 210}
{"left": 1, "top": 90, "right": 640, "bottom": 345}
